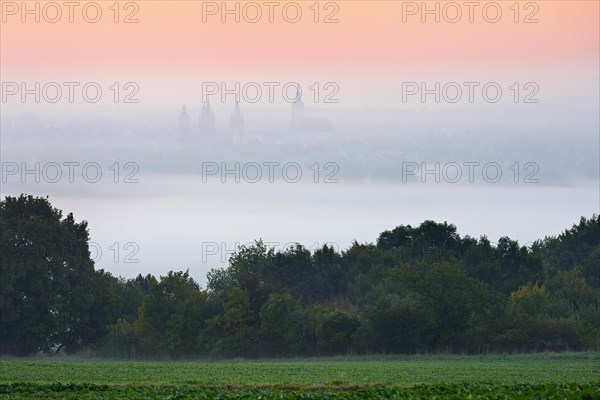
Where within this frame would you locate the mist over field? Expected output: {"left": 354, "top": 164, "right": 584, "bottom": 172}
{"left": 2, "top": 98, "right": 599, "bottom": 282}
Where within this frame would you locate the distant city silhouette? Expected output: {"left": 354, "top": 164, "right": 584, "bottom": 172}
{"left": 178, "top": 83, "right": 333, "bottom": 143}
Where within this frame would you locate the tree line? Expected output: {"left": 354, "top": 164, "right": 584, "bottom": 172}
{"left": 1, "top": 194, "right": 598, "bottom": 358}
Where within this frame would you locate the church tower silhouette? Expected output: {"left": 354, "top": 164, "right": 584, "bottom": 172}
{"left": 178, "top": 104, "right": 191, "bottom": 134}
{"left": 290, "top": 83, "right": 304, "bottom": 132}
{"left": 230, "top": 100, "right": 244, "bottom": 140}
{"left": 199, "top": 98, "right": 215, "bottom": 135}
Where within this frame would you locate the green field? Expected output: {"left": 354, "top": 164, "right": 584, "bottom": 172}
{"left": 1, "top": 353, "right": 599, "bottom": 399}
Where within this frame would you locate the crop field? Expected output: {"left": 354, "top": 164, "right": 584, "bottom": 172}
{"left": 1, "top": 353, "right": 599, "bottom": 399}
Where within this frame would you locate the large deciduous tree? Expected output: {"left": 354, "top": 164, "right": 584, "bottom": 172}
{"left": 0, "top": 195, "right": 102, "bottom": 354}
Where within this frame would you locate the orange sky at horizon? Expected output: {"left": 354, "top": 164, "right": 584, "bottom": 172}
{"left": 1, "top": 0, "right": 598, "bottom": 80}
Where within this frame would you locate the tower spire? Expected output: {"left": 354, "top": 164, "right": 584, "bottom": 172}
{"left": 295, "top": 82, "right": 302, "bottom": 102}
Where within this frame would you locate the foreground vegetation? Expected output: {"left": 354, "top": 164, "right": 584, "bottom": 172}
{"left": 1, "top": 354, "right": 598, "bottom": 399}
{"left": 1, "top": 354, "right": 599, "bottom": 387}
{"left": 1, "top": 382, "right": 599, "bottom": 399}
{"left": 1, "top": 195, "right": 599, "bottom": 358}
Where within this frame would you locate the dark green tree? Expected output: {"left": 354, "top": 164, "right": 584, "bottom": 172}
{"left": 259, "top": 293, "right": 301, "bottom": 355}
{"left": 0, "top": 195, "right": 102, "bottom": 354}
{"left": 135, "top": 270, "right": 207, "bottom": 357}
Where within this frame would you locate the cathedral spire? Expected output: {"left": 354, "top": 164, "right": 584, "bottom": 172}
{"left": 230, "top": 99, "right": 244, "bottom": 139}
{"left": 178, "top": 103, "right": 191, "bottom": 134}
{"left": 294, "top": 82, "right": 302, "bottom": 102}
{"left": 199, "top": 97, "right": 215, "bottom": 135}
{"left": 290, "top": 82, "right": 304, "bottom": 132}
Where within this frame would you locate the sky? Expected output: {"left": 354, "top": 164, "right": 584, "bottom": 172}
{"left": 2, "top": 1, "right": 599, "bottom": 106}
{"left": 1, "top": 1, "right": 599, "bottom": 285}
